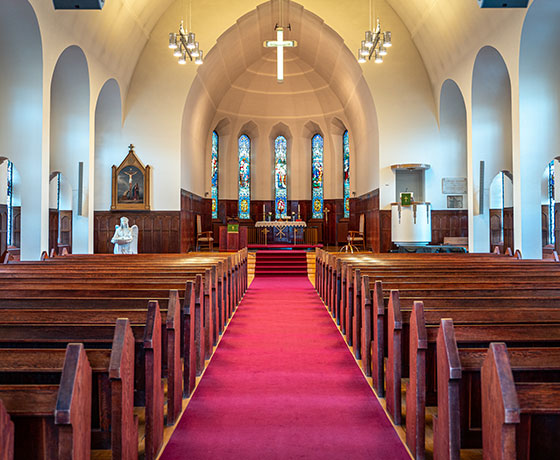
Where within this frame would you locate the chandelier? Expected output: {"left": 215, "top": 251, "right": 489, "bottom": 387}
{"left": 168, "top": 0, "right": 203, "bottom": 65}
{"left": 358, "top": 0, "right": 392, "bottom": 64}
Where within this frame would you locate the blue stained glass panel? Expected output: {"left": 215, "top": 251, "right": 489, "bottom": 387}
{"left": 274, "top": 136, "right": 288, "bottom": 219}
{"left": 211, "top": 131, "right": 219, "bottom": 219}
{"left": 7, "top": 161, "right": 13, "bottom": 246}
{"left": 549, "top": 161, "right": 555, "bottom": 246}
{"left": 311, "top": 134, "right": 324, "bottom": 219}
{"left": 343, "top": 130, "right": 350, "bottom": 218}
{"left": 238, "top": 135, "right": 251, "bottom": 219}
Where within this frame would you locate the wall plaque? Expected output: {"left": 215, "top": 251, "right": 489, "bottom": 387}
{"left": 442, "top": 177, "right": 467, "bottom": 195}
{"left": 447, "top": 195, "right": 464, "bottom": 209}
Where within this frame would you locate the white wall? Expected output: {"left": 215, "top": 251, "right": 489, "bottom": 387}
{"left": 471, "top": 46, "right": 512, "bottom": 253}
{"left": 0, "top": 0, "right": 45, "bottom": 259}
{"left": 94, "top": 79, "right": 123, "bottom": 210}
{"left": 50, "top": 46, "right": 90, "bottom": 254}
{"left": 519, "top": 0, "right": 560, "bottom": 257}
{"left": 439, "top": 79, "right": 468, "bottom": 210}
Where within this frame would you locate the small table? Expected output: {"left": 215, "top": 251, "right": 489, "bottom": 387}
{"left": 255, "top": 221, "right": 307, "bottom": 245}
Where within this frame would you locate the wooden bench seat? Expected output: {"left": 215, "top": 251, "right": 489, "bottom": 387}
{"left": 482, "top": 343, "right": 560, "bottom": 460}
{"left": 0, "top": 343, "right": 91, "bottom": 460}
{"left": 0, "top": 319, "right": 136, "bottom": 459}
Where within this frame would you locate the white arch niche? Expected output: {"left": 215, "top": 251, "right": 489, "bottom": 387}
{"left": 50, "top": 46, "right": 90, "bottom": 254}
{"left": 95, "top": 79, "right": 123, "bottom": 211}
{"left": 0, "top": 0, "right": 44, "bottom": 259}
{"left": 439, "top": 79, "right": 467, "bottom": 212}
{"left": 471, "top": 46, "right": 513, "bottom": 253}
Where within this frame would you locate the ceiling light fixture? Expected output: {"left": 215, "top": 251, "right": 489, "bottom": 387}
{"left": 168, "top": 0, "right": 203, "bottom": 66}
{"left": 358, "top": 0, "right": 392, "bottom": 64}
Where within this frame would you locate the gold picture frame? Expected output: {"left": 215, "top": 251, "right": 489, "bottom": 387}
{"left": 111, "top": 144, "right": 151, "bottom": 210}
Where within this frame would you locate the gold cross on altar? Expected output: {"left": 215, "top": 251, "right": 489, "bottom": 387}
{"left": 263, "top": 27, "right": 297, "bottom": 83}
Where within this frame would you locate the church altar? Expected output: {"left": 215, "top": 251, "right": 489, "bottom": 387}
{"left": 255, "top": 220, "right": 307, "bottom": 244}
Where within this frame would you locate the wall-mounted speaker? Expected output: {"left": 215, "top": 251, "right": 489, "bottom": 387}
{"left": 53, "top": 0, "right": 105, "bottom": 9}
{"left": 477, "top": 0, "right": 528, "bottom": 7}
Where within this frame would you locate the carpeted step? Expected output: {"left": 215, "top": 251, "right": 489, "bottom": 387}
{"left": 254, "top": 250, "right": 309, "bottom": 277}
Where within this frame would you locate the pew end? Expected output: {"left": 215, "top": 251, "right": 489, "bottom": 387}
{"left": 55, "top": 343, "right": 93, "bottom": 460}
{"left": 481, "top": 343, "right": 520, "bottom": 460}
{"left": 0, "top": 399, "right": 14, "bottom": 460}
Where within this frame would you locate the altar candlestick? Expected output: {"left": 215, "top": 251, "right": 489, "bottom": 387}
{"left": 263, "top": 204, "right": 265, "bottom": 219}
{"left": 297, "top": 204, "right": 301, "bottom": 219}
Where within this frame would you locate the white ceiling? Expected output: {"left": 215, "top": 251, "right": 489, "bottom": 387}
{"left": 33, "top": 0, "right": 530, "bottom": 90}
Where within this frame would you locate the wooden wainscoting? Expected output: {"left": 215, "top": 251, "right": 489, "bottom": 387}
{"left": 94, "top": 211, "right": 181, "bottom": 253}
{"left": 181, "top": 190, "right": 211, "bottom": 252}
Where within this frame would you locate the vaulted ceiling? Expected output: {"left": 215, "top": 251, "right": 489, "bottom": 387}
{"left": 30, "top": 0, "right": 532, "bottom": 89}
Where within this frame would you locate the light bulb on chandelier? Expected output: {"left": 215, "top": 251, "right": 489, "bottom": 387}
{"left": 357, "top": 0, "right": 392, "bottom": 64}
{"left": 167, "top": 1, "right": 203, "bottom": 66}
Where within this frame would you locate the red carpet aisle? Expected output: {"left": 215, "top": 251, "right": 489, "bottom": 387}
{"left": 160, "top": 277, "right": 410, "bottom": 460}
{"left": 254, "top": 250, "right": 308, "bottom": 276}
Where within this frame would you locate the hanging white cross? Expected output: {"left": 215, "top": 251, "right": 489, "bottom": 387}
{"left": 263, "top": 27, "right": 297, "bottom": 83}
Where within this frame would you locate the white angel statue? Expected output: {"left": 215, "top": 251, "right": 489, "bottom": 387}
{"left": 111, "top": 216, "right": 139, "bottom": 254}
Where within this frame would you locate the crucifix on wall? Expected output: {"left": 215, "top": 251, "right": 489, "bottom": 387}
{"left": 264, "top": 26, "right": 297, "bottom": 83}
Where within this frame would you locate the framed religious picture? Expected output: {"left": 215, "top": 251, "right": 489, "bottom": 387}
{"left": 111, "top": 144, "right": 151, "bottom": 210}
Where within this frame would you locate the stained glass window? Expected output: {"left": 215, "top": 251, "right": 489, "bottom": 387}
{"left": 549, "top": 160, "right": 555, "bottom": 246}
{"left": 211, "top": 131, "right": 218, "bottom": 219}
{"left": 7, "top": 161, "right": 13, "bottom": 246}
{"left": 238, "top": 134, "right": 251, "bottom": 219}
{"left": 311, "top": 134, "right": 324, "bottom": 219}
{"left": 343, "top": 130, "right": 350, "bottom": 218}
{"left": 274, "top": 136, "right": 288, "bottom": 219}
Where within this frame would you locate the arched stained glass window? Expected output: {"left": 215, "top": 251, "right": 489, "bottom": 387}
{"left": 274, "top": 136, "right": 288, "bottom": 219}
{"left": 211, "top": 131, "right": 218, "bottom": 219}
{"left": 238, "top": 134, "right": 251, "bottom": 219}
{"left": 311, "top": 134, "right": 324, "bottom": 219}
{"left": 343, "top": 130, "right": 350, "bottom": 218}
{"left": 7, "top": 161, "right": 13, "bottom": 246}
{"left": 548, "top": 160, "right": 555, "bottom": 246}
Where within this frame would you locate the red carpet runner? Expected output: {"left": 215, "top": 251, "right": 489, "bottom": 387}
{"left": 160, "top": 277, "right": 410, "bottom": 459}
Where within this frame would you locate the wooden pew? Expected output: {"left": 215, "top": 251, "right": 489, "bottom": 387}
{"left": 0, "top": 343, "right": 91, "bottom": 460}
{"left": 482, "top": 342, "right": 560, "bottom": 460}
{"left": 407, "top": 311, "right": 560, "bottom": 460}
{"left": 0, "top": 303, "right": 163, "bottom": 460}
{"left": 0, "top": 319, "right": 136, "bottom": 459}
{"left": 0, "top": 399, "right": 14, "bottom": 460}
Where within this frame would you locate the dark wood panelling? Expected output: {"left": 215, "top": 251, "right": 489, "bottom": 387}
{"left": 180, "top": 189, "right": 211, "bottom": 253}
{"left": 12, "top": 207, "right": 20, "bottom": 248}
{"left": 351, "top": 189, "right": 382, "bottom": 251}
{"left": 503, "top": 207, "right": 514, "bottom": 253}
{"left": 431, "top": 210, "right": 468, "bottom": 245}
{"left": 0, "top": 204, "right": 6, "bottom": 256}
{"left": 49, "top": 209, "right": 58, "bottom": 254}
{"left": 94, "top": 211, "right": 180, "bottom": 254}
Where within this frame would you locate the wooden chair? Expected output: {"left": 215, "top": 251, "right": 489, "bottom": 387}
{"left": 196, "top": 215, "right": 214, "bottom": 251}
{"left": 347, "top": 214, "right": 365, "bottom": 250}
